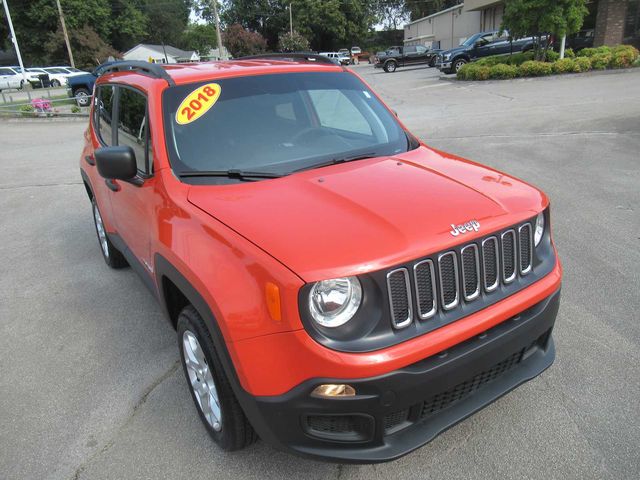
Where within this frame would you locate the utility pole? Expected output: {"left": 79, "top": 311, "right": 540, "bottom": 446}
{"left": 559, "top": 34, "right": 566, "bottom": 59}
{"left": 1, "top": 0, "right": 27, "bottom": 84}
{"left": 211, "top": 0, "right": 226, "bottom": 60}
{"left": 55, "top": 0, "right": 75, "bottom": 68}
{"left": 289, "top": 3, "right": 293, "bottom": 36}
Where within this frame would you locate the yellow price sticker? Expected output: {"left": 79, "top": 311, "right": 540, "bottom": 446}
{"left": 175, "top": 83, "right": 222, "bottom": 125}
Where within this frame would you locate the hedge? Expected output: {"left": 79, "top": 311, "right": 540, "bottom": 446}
{"left": 456, "top": 44, "right": 639, "bottom": 81}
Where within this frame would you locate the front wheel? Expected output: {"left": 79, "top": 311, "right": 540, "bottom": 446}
{"left": 51, "top": 79, "right": 61, "bottom": 87}
{"left": 384, "top": 60, "right": 397, "bottom": 73}
{"left": 177, "top": 305, "right": 257, "bottom": 451}
{"left": 453, "top": 58, "right": 468, "bottom": 72}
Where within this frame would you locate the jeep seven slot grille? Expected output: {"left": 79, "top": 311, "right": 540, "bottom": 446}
{"left": 387, "top": 222, "right": 534, "bottom": 328}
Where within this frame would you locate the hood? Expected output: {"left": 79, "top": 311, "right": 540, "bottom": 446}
{"left": 441, "top": 45, "right": 469, "bottom": 57}
{"left": 187, "top": 146, "right": 547, "bottom": 282}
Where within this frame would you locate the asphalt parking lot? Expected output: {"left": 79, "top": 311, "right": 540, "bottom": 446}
{"left": 1, "top": 65, "right": 639, "bottom": 480}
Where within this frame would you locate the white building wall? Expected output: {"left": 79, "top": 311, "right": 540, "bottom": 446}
{"left": 404, "top": 4, "right": 482, "bottom": 50}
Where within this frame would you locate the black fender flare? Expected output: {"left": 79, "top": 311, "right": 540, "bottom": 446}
{"left": 153, "top": 253, "right": 276, "bottom": 441}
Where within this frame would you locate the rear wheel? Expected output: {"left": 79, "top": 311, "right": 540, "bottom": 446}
{"left": 384, "top": 60, "right": 397, "bottom": 73}
{"left": 51, "top": 79, "right": 61, "bottom": 87}
{"left": 91, "top": 198, "right": 128, "bottom": 269}
{"left": 177, "top": 305, "right": 257, "bottom": 451}
{"left": 74, "top": 88, "right": 91, "bottom": 107}
{"left": 453, "top": 58, "right": 468, "bottom": 72}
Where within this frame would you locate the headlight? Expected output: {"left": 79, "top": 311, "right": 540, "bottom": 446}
{"left": 534, "top": 211, "right": 545, "bottom": 246}
{"left": 308, "top": 276, "right": 362, "bottom": 328}
{"left": 443, "top": 53, "right": 451, "bottom": 60}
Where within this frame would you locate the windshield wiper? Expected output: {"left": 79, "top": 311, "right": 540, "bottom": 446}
{"left": 291, "top": 152, "right": 378, "bottom": 174}
{"left": 179, "top": 169, "right": 283, "bottom": 180}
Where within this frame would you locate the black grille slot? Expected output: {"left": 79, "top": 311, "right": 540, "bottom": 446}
{"left": 420, "top": 349, "right": 523, "bottom": 419}
{"left": 387, "top": 268, "right": 412, "bottom": 328}
{"left": 482, "top": 237, "right": 499, "bottom": 291}
{"left": 438, "top": 252, "right": 458, "bottom": 309}
{"left": 383, "top": 408, "right": 409, "bottom": 432}
{"left": 501, "top": 230, "right": 516, "bottom": 283}
{"left": 461, "top": 245, "right": 480, "bottom": 300}
{"left": 519, "top": 224, "right": 532, "bottom": 274}
{"left": 414, "top": 260, "right": 436, "bottom": 318}
{"left": 305, "top": 414, "right": 372, "bottom": 441}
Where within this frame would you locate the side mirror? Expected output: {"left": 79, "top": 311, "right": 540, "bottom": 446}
{"left": 95, "top": 146, "right": 137, "bottom": 180}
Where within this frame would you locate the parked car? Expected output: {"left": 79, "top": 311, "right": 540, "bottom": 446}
{"left": 565, "top": 29, "right": 594, "bottom": 51}
{"left": 351, "top": 46, "right": 362, "bottom": 55}
{"left": 67, "top": 63, "right": 116, "bottom": 106}
{"left": 374, "top": 45, "right": 440, "bottom": 72}
{"left": 436, "top": 30, "right": 544, "bottom": 74}
{"left": 42, "top": 66, "right": 87, "bottom": 87}
{"left": 319, "top": 52, "right": 350, "bottom": 66}
{"left": 0, "top": 66, "right": 24, "bottom": 91}
{"left": 23, "top": 68, "right": 51, "bottom": 88}
{"left": 80, "top": 57, "right": 561, "bottom": 462}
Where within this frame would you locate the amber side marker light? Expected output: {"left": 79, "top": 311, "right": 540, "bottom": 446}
{"left": 265, "top": 282, "right": 282, "bottom": 322}
{"left": 312, "top": 384, "right": 356, "bottom": 398}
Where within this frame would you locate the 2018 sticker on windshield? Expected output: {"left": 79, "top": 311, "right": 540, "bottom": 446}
{"left": 175, "top": 83, "right": 221, "bottom": 125}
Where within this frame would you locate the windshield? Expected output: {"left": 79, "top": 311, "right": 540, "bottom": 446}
{"left": 163, "top": 71, "right": 414, "bottom": 177}
{"left": 461, "top": 33, "right": 483, "bottom": 47}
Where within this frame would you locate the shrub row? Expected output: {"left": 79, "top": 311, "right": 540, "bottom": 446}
{"left": 457, "top": 44, "right": 639, "bottom": 80}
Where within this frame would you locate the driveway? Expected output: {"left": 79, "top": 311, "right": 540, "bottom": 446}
{"left": 1, "top": 67, "right": 639, "bottom": 480}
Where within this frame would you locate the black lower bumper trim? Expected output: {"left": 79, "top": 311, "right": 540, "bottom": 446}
{"left": 242, "top": 288, "right": 560, "bottom": 463}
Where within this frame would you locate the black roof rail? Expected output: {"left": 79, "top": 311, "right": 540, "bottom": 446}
{"left": 99, "top": 60, "right": 175, "bottom": 86}
{"left": 237, "top": 53, "right": 339, "bottom": 66}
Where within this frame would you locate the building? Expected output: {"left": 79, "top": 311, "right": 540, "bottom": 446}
{"left": 464, "top": 0, "right": 639, "bottom": 48}
{"left": 404, "top": 4, "right": 481, "bottom": 50}
{"left": 123, "top": 44, "right": 200, "bottom": 64}
{"left": 200, "top": 46, "right": 231, "bottom": 61}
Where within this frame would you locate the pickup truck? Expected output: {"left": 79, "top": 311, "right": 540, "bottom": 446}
{"left": 374, "top": 46, "right": 441, "bottom": 72}
{"left": 436, "top": 30, "right": 543, "bottom": 74}
{"left": 67, "top": 62, "right": 118, "bottom": 106}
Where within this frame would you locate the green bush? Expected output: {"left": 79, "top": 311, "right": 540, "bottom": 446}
{"left": 573, "top": 56, "right": 592, "bottom": 72}
{"left": 564, "top": 48, "right": 575, "bottom": 58}
{"left": 590, "top": 53, "right": 612, "bottom": 70}
{"left": 18, "top": 104, "right": 34, "bottom": 117}
{"left": 518, "top": 60, "right": 553, "bottom": 77}
{"left": 489, "top": 63, "right": 519, "bottom": 79}
{"left": 633, "top": 57, "right": 640, "bottom": 68}
{"left": 71, "top": 105, "right": 81, "bottom": 114}
{"left": 609, "top": 45, "right": 639, "bottom": 68}
{"left": 456, "top": 63, "right": 491, "bottom": 80}
{"left": 552, "top": 58, "right": 576, "bottom": 74}
{"left": 475, "top": 51, "right": 534, "bottom": 67}
{"left": 579, "top": 46, "right": 612, "bottom": 57}
{"left": 544, "top": 50, "right": 560, "bottom": 62}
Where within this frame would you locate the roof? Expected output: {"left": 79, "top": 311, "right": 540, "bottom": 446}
{"left": 100, "top": 59, "right": 344, "bottom": 88}
{"left": 123, "top": 44, "right": 197, "bottom": 60}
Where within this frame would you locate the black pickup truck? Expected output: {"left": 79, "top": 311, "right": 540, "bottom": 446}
{"left": 374, "top": 45, "right": 442, "bottom": 72}
{"left": 436, "top": 30, "right": 543, "bottom": 74}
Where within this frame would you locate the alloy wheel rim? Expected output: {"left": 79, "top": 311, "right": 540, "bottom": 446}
{"left": 93, "top": 202, "right": 109, "bottom": 258}
{"left": 182, "top": 330, "right": 222, "bottom": 431}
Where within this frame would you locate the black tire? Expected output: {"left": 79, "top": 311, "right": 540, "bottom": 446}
{"left": 51, "top": 79, "right": 61, "bottom": 87}
{"left": 91, "top": 197, "right": 128, "bottom": 269}
{"left": 177, "top": 305, "right": 257, "bottom": 451}
{"left": 429, "top": 56, "right": 436, "bottom": 67}
{"left": 74, "top": 87, "right": 91, "bottom": 107}
{"left": 453, "top": 58, "right": 468, "bottom": 72}
{"left": 19, "top": 80, "right": 24, "bottom": 90}
{"left": 383, "top": 60, "right": 397, "bottom": 73}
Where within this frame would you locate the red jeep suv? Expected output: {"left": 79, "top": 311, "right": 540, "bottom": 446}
{"left": 80, "top": 56, "right": 561, "bottom": 463}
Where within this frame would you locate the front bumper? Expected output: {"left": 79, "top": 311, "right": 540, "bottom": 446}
{"left": 437, "top": 61, "right": 452, "bottom": 71}
{"left": 243, "top": 288, "right": 560, "bottom": 463}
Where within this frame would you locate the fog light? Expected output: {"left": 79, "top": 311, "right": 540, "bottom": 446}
{"left": 312, "top": 384, "right": 356, "bottom": 398}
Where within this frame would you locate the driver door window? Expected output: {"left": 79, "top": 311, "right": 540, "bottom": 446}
{"left": 117, "top": 87, "right": 151, "bottom": 175}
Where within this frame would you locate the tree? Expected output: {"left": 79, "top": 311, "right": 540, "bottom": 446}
{"left": 143, "top": 0, "right": 192, "bottom": 46}
{"left": 373, "top": 0, "right": 409, "bottom": 31}
{"left": 45, "top": 25, "right": 119, "bottom": 68}
{"left": 278, "top": 31, "right": 310, "bottom": 52}
{"left": 222, "top": 24, "right": 267, "bottom": 57}
{"left": 110, "top": 0, "right": 149, "bottom": 52}
{"left": 406, "top": 0, "right": 462, "bottom": 21}
{"left": 502, "top": 0, "right": 589, "bottom": 60}
{"left": 182, "top": 23, "right": 218, "bottom": 56}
